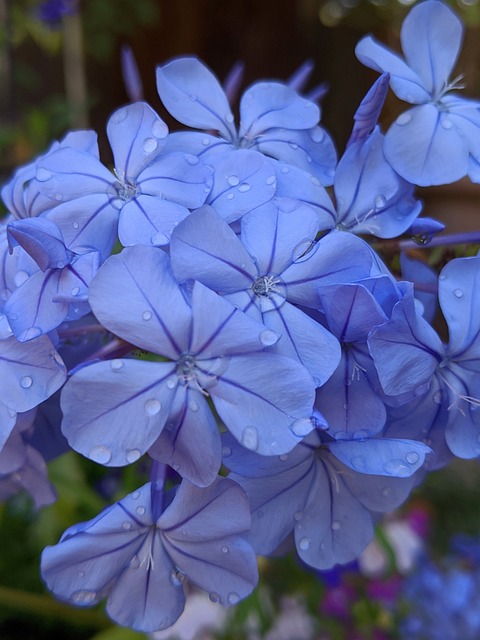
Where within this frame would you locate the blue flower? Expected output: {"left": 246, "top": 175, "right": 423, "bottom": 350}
{"left": 60, "top": 246, "right": 316, "bottom": 484}
{"left": 356, "top": 0, "right": 480, "bottom": 186}
{"left": 41, "top": 477, "right": 257, "bottom": 632}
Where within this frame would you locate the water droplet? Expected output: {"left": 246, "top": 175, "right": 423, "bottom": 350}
{"left": 383, "top": 458, "right": 411, "bottom": 477}
{"left": 71, "top": 590, "right": 97, "bottom": 604}
{"left": 110, "top": 107, "right": 129, "bottom": 124}
{"left": 136, "top": 506, "right": 146, "bottom": 516}
{"left": 281, "top": 166, "right": 290, "bottom": 174}
{"left": 189, "top": 399, "right": 199, "bottom": 412}
{"left": 166, "top": 378, "right": 176, "bottom": 390}
{"left": 290, "top": 418, "right": 313, "bottom": 437}
{"left": 350, "top": 455, "right": 367, "bottom": 471}
{"left": 131, "top": 491, "right": 141, "bottom": 500}
{"left": 293, "top": 510, "right": 303, "bottom": 521}
{"left": 221, "top": 545, "right": 229, "bottom": 554}
{"left": 152, "top": 119, "right": 168, "bottom": 138}
{"left": 20, "top": 376, "right": 33, "bottom": 389}
{"left": 310, "top": 128, "right": 325, "bottom": 142}
{"left": 396, "top": 112, "right": 412, "bottom": 126}
{"left": 299, "top": 537, "right": 310, "bottom": 550}
{"left": 454, "top": 289, "right": 463, "bottom": 298}
{"left": 143, "top": 137, "right": 158, "bottom": 153}
{"left": 36, "top": 167, "right": 52, "bottom": 182}
{"left": 238, "top": 183, "right": 251, "bottom": 192}
{"left": 227, "top": 592, "right": 240, "bottom": 604}
{"left": 433, "top": 390, "right": 443, "bottom": 404}
{"left": 145, "top": 398, "right": 161, "bottom": 415}
{"left": 227, "top": 175, "right": 240, "bottom": 186}
{"left": 441, "top": 118, "right": 453, "bottom": 130}
{"left": 438, "top": 274, "right": 446, "bottom": 281}
{"left": 126, "top": 449, "right": 141, "bottom": 463}
{"left": 279, "top": 453, "right": 288, "bottom": 461}
{"left": 185, "top": 154, "right": 199, "bottom": 165}
{"left": 226, "top": 193, "right": 235, "bottom": 200}
{"left": 222, "top": 445, "right": 232, "bottom": 458}
{"left": 78, "top": 571, "right": 85, "bottom": 577}
{"left": 111, "top": 359, "right": 124, "bottom": 371}
{"left": 54, "top": 192, "right": 63, "bottom": 201}
{"left": 242, "top": 426, "right": 259, "bottom": 451}
{"left": 225, "top": 114, "right": 234, "bottom": 124}
{"left": 72, "top": 221, "right": 80, "bottom": 229}
{"left": 259, "top": 329, "right": 278, "bottom": 346}
{"left": 122, "top": 521, "right": 132, "bottom": 530}
{"left": 56, "top": 260, "right": 66, "bottom": 269}
{"left": 266, "top": 175, "right": 276, "bottom": 185}
{"left": 406, "top": 451, "right": 420, "bottom": 465}
{"left": 142, "top": 310, "right": 152, "bottom": 321}
{"left": 331, "top": 520, "right": 341, "bottom": 530}
{"left": 71, "top": 286, "right": 80, "bottom": 296}
{"left": 289, "top": 142, "right": 298, "bottom": 150}
{"left": 381, "top": 487, "right": 390, "bottom": 497}
{"left": 209, "top": 592, "right": 220, "bottom": 603}
{"left": 89, "top": 445, "right": 112, "bottom": 464}
{"left": 14, "top": 270, "right": 29, "bottom": 287}
{"left": 374, "top": 195, "right": 386, "bottom": 209}
{"left": 202, "top": 137, "right": 210, "bottom": 146}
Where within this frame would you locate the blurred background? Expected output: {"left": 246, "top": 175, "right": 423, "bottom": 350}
{"left": 2, "top": 1, "right": 480, "bottom": 639}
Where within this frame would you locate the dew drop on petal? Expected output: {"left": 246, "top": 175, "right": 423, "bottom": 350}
{"left": 298, "top": 537, "right": 310, "bottom": 550}
{"left": 226, "top": 193, "right": 235, "bottom": 200}
{"left": 189, "top": 400, "right": 199, "bottom": 412}
{"left": 374, "top": 195, "right": 386, "bottom": 209}
{"left": 383, "top": 458, "right": 410, "bottom": 477}
{"left": 396, "top": 112, "right": 412, "bottom": 126}
{"left": 242, "top": 426, "right": 259, "bottom": 451}
{"left": 36, "top": 167, "right": 52, "bottom": 182}
{"left": 142, "top": 310, "right": 152, "bottom": 321}
{"left": 152, "top": 119, "right": 168, "bottom": 138}
{"left": 293, "top": 510, "right": 303, "bottom": 521}
{"left": 279, "top": 453, "right": 288, "bottom": 461}
{"left": 227, "top": 175, "right": 240, "bottom": 186}
{"left": 209, "top": 592, "right": 220, "bottom": 603}
{"left": 166, "top": 378, "right": 177, "bottom": 390}
{"left": 20, "top": 376, "right": 33, "bottom": 389}
{"left": 221, "top": 545, "right": 229, "bottom": 554}
{"left": 225, "top": 114, "right": 234, "bottom": 124}
{"left": 143, "top": 137, "right": 158, "bottom": 154}
{"left": 111, "top": 359, "right": 124, "bottom": 371}
{"left": 266, "top": 175, "right": 276, "bottom": 185}
{"left": 14, "top": 270, "right": 30, "bottom": 287}
{"left": 110, "top": 107, "right": 129, "bottom": 124}
{"left": 185, "top": 154, "right": 199, "bottom": 165}
{"left": 227, "top": 592, "right": 240, "bottom": 604}
{"left": 441, "top": 118, "right": 453, "bottom": 130}
{"left": 202, "top": 137, "right": 210, "bottom": 146}
{"left": 131, "top": 491, "right": 141, "bottom": 500}
{"left": 71, "top": 590, "right": 97, "bottom": 604}
{"left": 122, "top": 521, "right": 132, "bottom": 530}
{"left": 78, "top": 571, "right": 85, "bottom": 577}
{"left": 331, "top": 520, "right": 341, "bottom": 530}
{"left": 406, "top": 451, "right": 420, "bottom": 465}
{"left": 222, "top": 445, "right": 232, "bottom": 458}
{"left": 136, "top": 506, "right": 146, "bottom": 516}
{"left": 72, "top": 221, "right": 79, "bottom": 229}
{"left": 89, "top": 445, "right": 112, "bottom": 464}
{"left": 454, "top": 289, "right": 463, "bottom": 298}
{"left": 290, "top": 418, "right": 313, "bottom": 437}
{"left": 381, "top": 487, "right": 390, "bottom": 497}
{"left": 238, "top": 183, "right": 251, "bottom": 192}
{"left": 438, "top": 274, "right": 446, "bottom": 281}
{"left": 259, "top": 329, "right": 278, "bottom": 346}
{"left": 126, "top": 449, "right": 141, "bottom": 463}
{"left": 433, "top": 389, "right": 443, "bottom": 404}
{"left": 281, "top": 166, "right": 290, "bottom": 174}
{"left": 145, "top": 398, "right": 161, "bottom": 415}
{"left": 71, "top": 286, "right": 81, "bottom": 296}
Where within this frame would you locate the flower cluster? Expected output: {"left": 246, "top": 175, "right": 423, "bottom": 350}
{"left": 1, "top": 0, "right": 480, "bottom": 632}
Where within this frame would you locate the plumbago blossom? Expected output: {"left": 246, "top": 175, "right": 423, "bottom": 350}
{"left": 1, "top": 0, "right": 480, "bottom": 633}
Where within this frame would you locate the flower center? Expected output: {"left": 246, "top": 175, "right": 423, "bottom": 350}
{"left": 176, "top": 354, "right": 197, "bottom": 385}
{"left": 252, "top": 275, "right": 280, "bottom": 297}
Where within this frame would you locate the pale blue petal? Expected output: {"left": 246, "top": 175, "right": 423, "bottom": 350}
{"left": 170, "top": 206, "right": 256, "bottom": 292}
{"left": 107, "top": 102, "right": 168, "bottom": 178}
{"left": 400, "top": 0, "right": 463, "bottom": 98}
{"left": 239, "top": 82, "right": 319, "bottom": 139}
{"left": 118, "top": 197, "right": 189, "bottom": 247}
{"left": 88, "top": 246, "right": 191, "bottom": 359}
{"left": 328, "top": 437, "right": 431, "bottom": 476}
{"left": 156, "top": 57, "right": 235, "bottom": 141}
{"left": 241, "top": 198, "right": 320, "bottom": 276}
{"left": 384, "top": 104, "right": 469, "bottom": 186}
{"left": 60, "top": 359, "right": 176, "bottom": 466}
{"left": 355, "top": 36, "right": 430, "bottom": 103}
{"left": 206, "top": 149, "right": 276, "bottom": 223}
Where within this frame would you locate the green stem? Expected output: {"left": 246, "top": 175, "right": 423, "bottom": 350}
{"left": 0, "top": 585, "right": 109, "bottom": 629}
